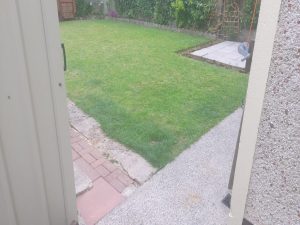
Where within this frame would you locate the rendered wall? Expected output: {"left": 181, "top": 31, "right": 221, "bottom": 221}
{"left": 245, "top": 1, "right": 300, "bottom": 224}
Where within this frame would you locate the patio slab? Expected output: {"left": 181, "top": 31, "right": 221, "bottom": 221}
{"left": 97, "top": 108, "right": 243, "bottom": 225}
{"left": 74, "top": 164, "right": 93, "bottom": 195}
{"left": 191, "top": 41, "right": 246, "bottom": 69}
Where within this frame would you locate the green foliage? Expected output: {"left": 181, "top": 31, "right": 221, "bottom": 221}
{"left": 171, "top": 0, "right": 215, "bottom": 29}
{"left": 75, "top": 0, "right": 93, "bottom": 17}
{"left": 171, "top": 0, "right": 188, "bottom": 27}
{"left": 243, "top": 0, "right": 261, "bottom": 29}
{"left": 115, "top": 0, "right": 215, "bottom": 29}
{"left": 115, "top": 0, "right": 156, "bottom": 20}
{"left": 154, "top": 0, "right": 174, "bottom": 25}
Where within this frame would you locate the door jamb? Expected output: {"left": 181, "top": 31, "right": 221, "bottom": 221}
{"left": 229, "top": 1, "right": 282, "bottom": 224}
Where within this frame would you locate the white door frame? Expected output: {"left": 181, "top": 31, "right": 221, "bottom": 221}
{"left": 0, "top": 0, "right": 77, "bottom": 224}
{"left": 229, "top": 0, "right": 282, "bottom": 224}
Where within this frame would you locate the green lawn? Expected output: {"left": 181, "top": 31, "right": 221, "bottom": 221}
{"left": 61, "top": 20, "right": 248, "bottom": 168}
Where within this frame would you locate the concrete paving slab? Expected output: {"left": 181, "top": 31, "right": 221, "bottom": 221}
{"left": 74, "top": 164, "right": 93, "bottom": 195}
{"left": 191, "top": 41, "right": 246, "bottom": 69}
{"left": 192, "top": 41, "right": 235, "bottom": 56}
{"left": 97, "top": 108, "right": 243, "bottom": 225}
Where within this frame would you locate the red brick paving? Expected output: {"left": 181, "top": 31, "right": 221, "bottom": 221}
{"left": 104, "top": 173, "right": 127, "bottom": 193}
{"left": 95, "top": 165, "right": 110, "bottom": 177}
{"left": 72, "top": 150, "right": 80, "bottom": 161}
{"left": 70, "top": 127, "right": 135, "bottom": 225}
{"left": 91, "top": 159, "right": 106, "bottom": 168}
{"left": 77, "top": 178, "right": 124, "bottom": 225}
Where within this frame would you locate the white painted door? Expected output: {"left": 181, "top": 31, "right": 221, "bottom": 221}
{"left": 0, "top": 0, "right": 77, "bottom": 225}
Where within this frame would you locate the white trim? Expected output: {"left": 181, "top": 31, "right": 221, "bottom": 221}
{"left": 39, "top": 0, "right": 78, "bottom": 222}
{"left": 229, "top": 0, "right": 282, "bottom": 224}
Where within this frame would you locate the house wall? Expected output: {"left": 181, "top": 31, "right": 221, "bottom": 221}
{"left": 245, "top": 1, "right": 300, "bottom": 224}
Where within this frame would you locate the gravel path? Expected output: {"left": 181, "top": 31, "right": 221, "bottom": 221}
{"left": 97, "top": 108, "right": 243, "bottom": 225}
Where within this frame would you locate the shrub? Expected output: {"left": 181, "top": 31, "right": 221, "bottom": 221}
{"left": 171, "top": 0, "right": 188, "bottom": 28}
{"left": 107, "top": 10, "right": 118, "bottom": 17}
{"left": 154, "top": 0, "right": 174, "bottom": 25}
{"left": 113, "top": 0, "right": 225, "bottom": 30}
{"left": 189, "top": 0, "right": 215, "bottom": 28}
{"left": 76, "top": 0, "right": 93, "bottom": 17}
{"left": 171, "top": 0, "right": 215, "bottom": 29}
{"left": 242, "top": 0, "right": 261, "bottom": 29}
{"left": 115, "top": 0, "right": 156, "bottom": 21}
{"left": 136, "top": 0, "right": 156, "bottom": 20}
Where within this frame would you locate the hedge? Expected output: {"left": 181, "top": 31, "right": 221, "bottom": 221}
{"left": 242, "top": 0, "right": 261, "bottom": 29}
{"left": 114, "top": 0, "right": 156, "bottom": 21}
{"left": 114, "top": 0, "right": 215, "bottom": 29}
{"left": 75, "top": 0, "right": 261, "bottom": 32}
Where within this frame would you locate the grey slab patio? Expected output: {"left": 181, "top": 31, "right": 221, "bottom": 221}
{"left": 97, "top": 108, "right": 243, "bottom": 225}
{"left": 191, "top": 41, "right": 246, "bottom": 69}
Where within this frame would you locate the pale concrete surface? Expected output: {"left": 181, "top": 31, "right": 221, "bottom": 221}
{"left": 78, "top": 215, "right": 87, "bottom": 225}
{"left": 68, "top": 100, "right": 156, "bottom": 183}
{"left": 191, "top": 41, "right": 246, "bottom": 69}
{"left": 98, "top": 108, "right": 243, "bottom": 225}
{"left": 245, "top": 1, "right": 300, "bottom": 224}
{"left": 74, "top": 164, "right": 93, "bottom": 195}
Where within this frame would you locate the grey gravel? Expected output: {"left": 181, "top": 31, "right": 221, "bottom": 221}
{"left": 245, "top": 1, "right": 300, "bottom": 224}
{"left": 97, "top": 108, "right": 243, "bottom": 225}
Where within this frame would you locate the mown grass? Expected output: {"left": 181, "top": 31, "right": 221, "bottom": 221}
{"left": 61, "top": 20, "right": 248, "bottom": 168}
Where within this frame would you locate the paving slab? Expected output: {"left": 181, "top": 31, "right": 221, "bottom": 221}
{"left": 192, "top": 41, "right": 236, "bottom": 56}
{"left": 77, "top": 178, "right": 124, "bottom": 225}
{"left": 97, "top": 108, "right": 243, "bottom": 225}
{"left": 191, "top": 41, "right": 246, "bottom": 69}
{"left": 74, "top": 164, "right": 93, "bottom": 195}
